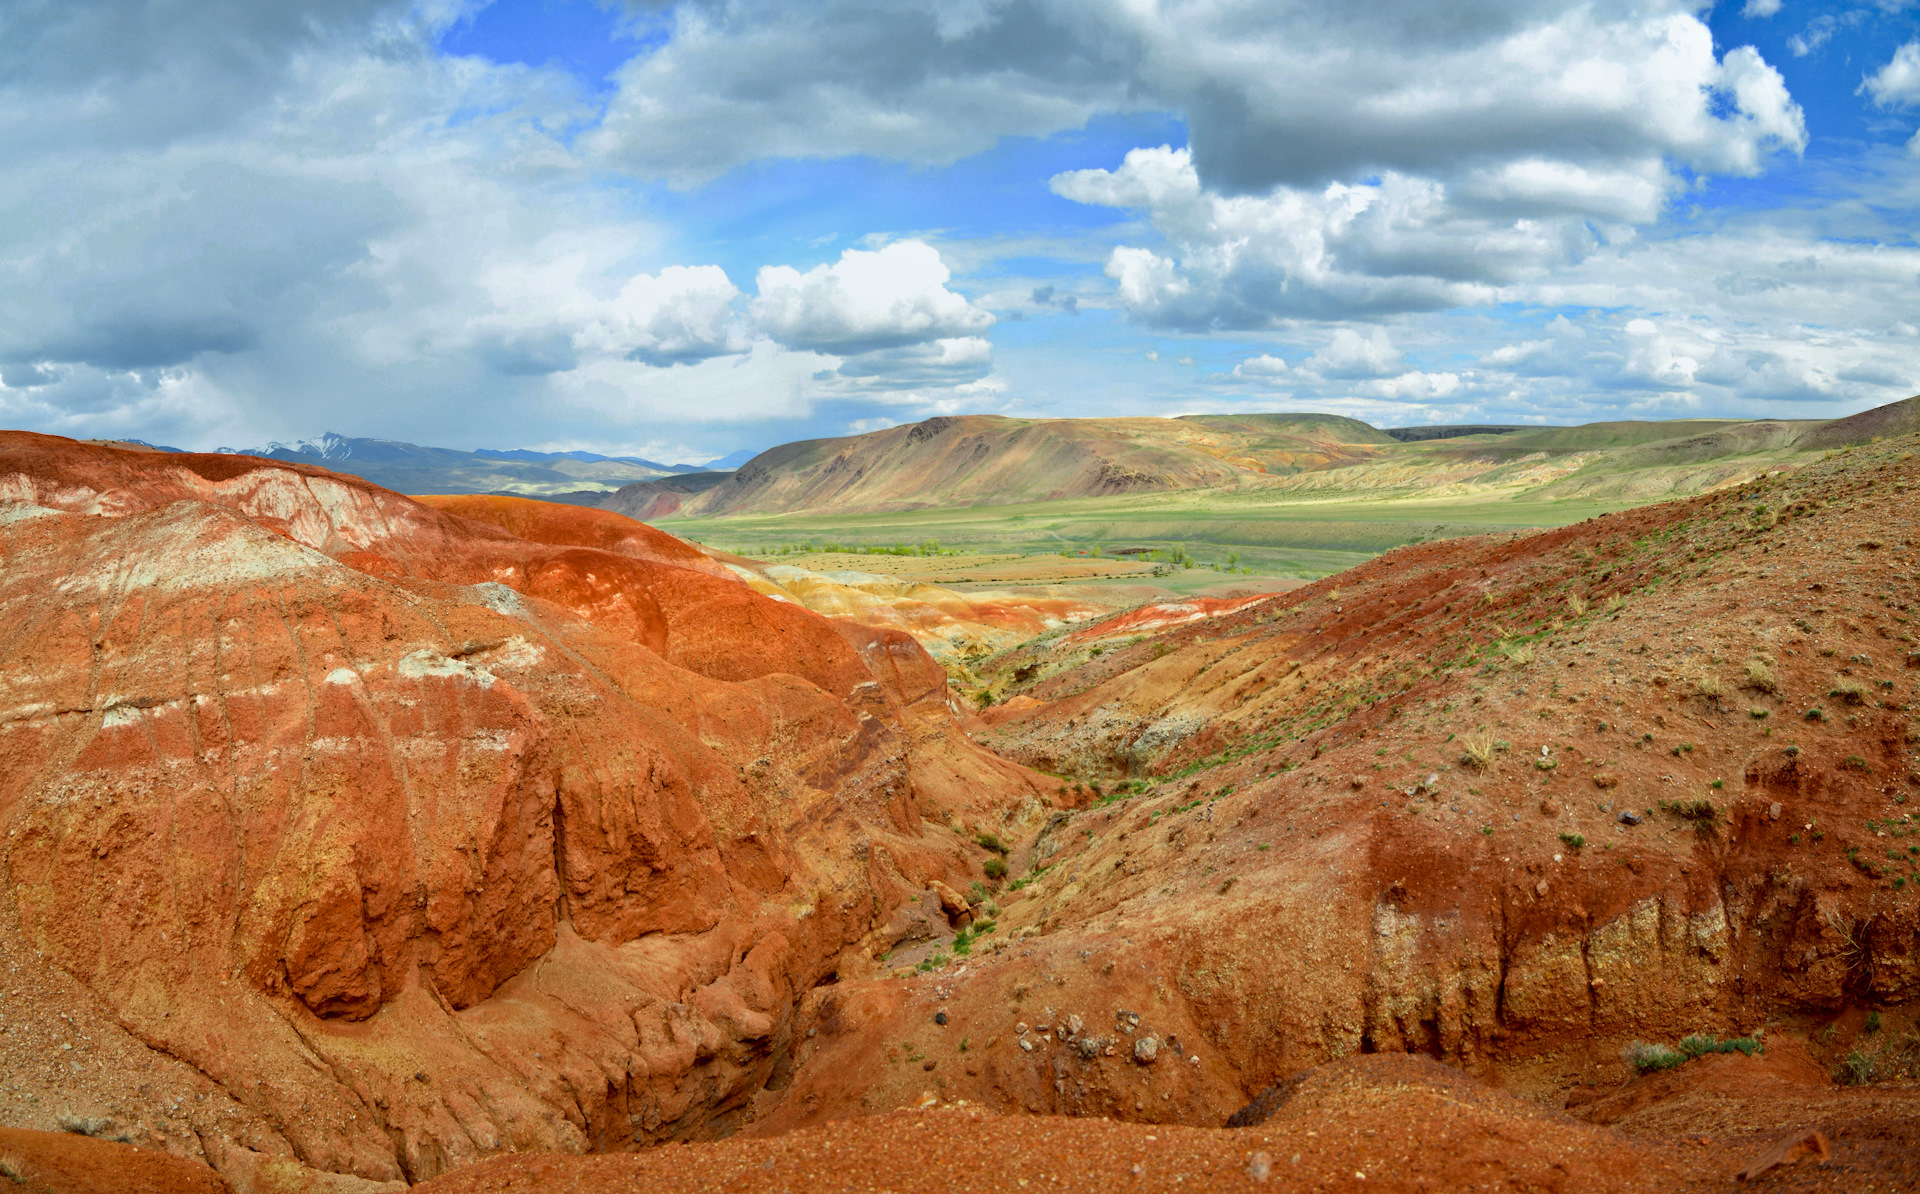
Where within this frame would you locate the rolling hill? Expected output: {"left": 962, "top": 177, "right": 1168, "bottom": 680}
{"left": 662, "top": 398, "right": 1917, "bottom": 522}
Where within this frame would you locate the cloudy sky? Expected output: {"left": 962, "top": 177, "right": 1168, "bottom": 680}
{"left": 2, "top": 0, "right": 1917, "bottom": 462}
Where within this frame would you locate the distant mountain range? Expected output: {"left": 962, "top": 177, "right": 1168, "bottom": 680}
{"left": 108, "top": 432, "right": 746, "bottom": 497}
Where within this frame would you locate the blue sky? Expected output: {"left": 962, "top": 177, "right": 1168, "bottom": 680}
{"left": 1, "top": 0, "right": 1917, "bottom": 462}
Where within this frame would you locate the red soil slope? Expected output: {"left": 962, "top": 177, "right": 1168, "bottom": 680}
{"left": 703, "top": 437, "right": 1920, "bottom": 1172}
{"left": 0, "top": 433, "right": 1051, "bottom": 1188}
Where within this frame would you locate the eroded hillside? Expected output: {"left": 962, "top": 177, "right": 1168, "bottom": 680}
{"left": 2, "top": 430, "right": 1917, "bottom": 1193}
{"left": 0, "top": 434, "right": 1053, "bottom": 1188}
{"left": 699, "top": 435, "right": 1920, "bottom": 1177}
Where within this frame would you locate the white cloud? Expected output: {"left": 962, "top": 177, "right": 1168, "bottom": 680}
{"left": 1235, "top": 354, "right": 1289, "bottom": 377}
{"left": 750, "top": 241, "right": 993, "bottom": 354}
{"left": 1353, "top": 371, "right": 1462, "bottom": 400}
{"left": 1621, "top": 318, "right": 1703, "bottom": 389}
{"left": 586, "top": 1, "right": 1805, "bottom": 202}
{"left": 1210, "top": 353, "right": 1289, "bottom": 385}
{"left": 1479, "top": 340, "right": 1553, "bottom": 368}
{"left": 827, "top": 336, "right": 995, "bottom": 391}
{"left": 580, "top": 266, "right": 745, "bottom": 365}
{"left": 1303, "top": 328, "right": 1402, "bottom": 379}
{"left": 1863, "top": 42, "right": 1920, "bottom": 108}
{"left": 1743, "top": 0, "right": 1782, "bottom": 17}
{"left": 585, "top": 2, "right": 1119, "bottom": 188}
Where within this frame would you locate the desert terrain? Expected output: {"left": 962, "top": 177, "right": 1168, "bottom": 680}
{"left": 0, "top": 410, "right": 1915, "bottom": 1192}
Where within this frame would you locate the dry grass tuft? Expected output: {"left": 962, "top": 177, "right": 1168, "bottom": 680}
{"left": 1459, "top": 732, "right": 1497, "bottom": 771}
{"left": 1830, "top": 678, "right": 1868, "bottom": 705}
{"left": 1566, "top": 591, "right": 1588, "bottom": 617}
{"left": 1690, "top": 669, "right": 1725, "bottom": 699}
{"left": 1745, "top": 660, "right": 1779, "bottom": 694}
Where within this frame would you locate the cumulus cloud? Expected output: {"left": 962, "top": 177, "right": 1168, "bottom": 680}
{"left": 585, "top": 1, "right": 1120, "bottom": 187}
{"left": 1054, "top": 131, "right": 1793, "bottom": 327}
{"left": 579, "top": 266, "right": 746, "bottom": 365}
{"left": 1225, "top": 354, "right": 1290, "bottom": 381}
{"left": 826, "top": 336, "right": 996, "bottom": 391}
{"left": 1743, "top": 0, "right": 1782, "bottom": 17}
{"left": 750, "top": 241, "right": 994, "bottom": 354}
{"left": 1353, "top": 371, "right": 1463, "bottom": 400}
{"left": 1060, "top": 148, "right": 1534, "bottom": 326}
{"left": 1303, "top": 328, "right": 1403, "bottom": 379}
{"left": 1864, "top": 42, "right": 1920, "bottom": 107}
{"left": 1620, "top": 318, "right": 1704, "bottom": 389}
{"left": 588, "top": 0, "right": 1805, "bottom": 198}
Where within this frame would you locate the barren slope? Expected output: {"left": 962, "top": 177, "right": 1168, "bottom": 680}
{"left": 712, "top": 434, "right": 1920, "bottom": 1168}
{"left": 680, "top": 414, "right": 1386, "bottom": 517}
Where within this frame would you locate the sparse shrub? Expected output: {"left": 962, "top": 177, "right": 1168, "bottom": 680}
{"left": 1750, "top": 708, "right": 1769, "bottom": 719}
{"left": 1624, "top": 1041, "right": 1684, "bottom": 1074}
{"left": 1460, "top": 732, "right": 1497, "bottom": 771}
{"left": 1745, "top": 660, "right": 1779, "bottom": 693}
{"left": 1865, "top": 1011, "right": 1883, "bottom": 1035}
{"left": 1558, "top": 832, "right": 1586, "bottom": 849}
{"left": 1678, "top": 1033, "right": 1763, "bottom": 1059}
{"left": 983, "top": 857, "right": 1008, "bottom": 881}
{"left": 1844, "top": 754, "right": 1873, "bottom": 773}
{"left": 1831, "top": 679, "right": 1868, "bottom": 705}
{"left": 975, "top": 832, "right": 1008, "bottom": 855}
{"left": 1805, "top": 707, "right": 1828, "bottom": 722}
{"left": 1690, "top": 670, "right": 1724, "bottom": 700}
{"left": 1839, "top": 1050, "right": 1878, "bottom": 1086}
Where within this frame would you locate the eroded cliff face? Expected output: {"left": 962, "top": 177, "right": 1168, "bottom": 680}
{"left": 0, "top": 433, "right": 1048, "bottom": 1186}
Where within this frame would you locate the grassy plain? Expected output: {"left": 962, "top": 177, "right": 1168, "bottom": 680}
{"left": 663, "top": 487, "right": 1675, "bottom": 580}
{"left": 662, "top": 418, "right": 1816, "bottom": 581}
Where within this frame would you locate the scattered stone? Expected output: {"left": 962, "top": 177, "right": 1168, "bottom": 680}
{"left": 1015, "top": 1022, "right": 1028, "bottom": 1036}
{"left": 1019, "top": 1038, "right": 1033, "bottom": 1053}
{"left": 923, "top": 1060, "right": 936, "bottom": 1071}
{"left": 1134, "top": 1036, "right": 1159, "bottom": 1065}
{"left": 934, "top": 1011, "right": 948, "bottom": 1026}
{"left": 1618, "top": 811, "right": 1642, "bottom": 826}
{"left": 1248, "top": 1152, "right": 1272, "bottom": 1182}
{"left": 1769, "top": 802, "right": 1783, "bottom": 821}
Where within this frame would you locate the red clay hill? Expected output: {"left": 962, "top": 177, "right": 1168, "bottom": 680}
{"left": 2, "top": 429, "right": 1918, "bottom": 1192}
{"left": 0, "top": 432, "right": 1052, "bottom": 1188}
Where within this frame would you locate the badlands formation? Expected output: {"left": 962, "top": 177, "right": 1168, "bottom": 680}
{"left": 0, "top": 429, "right": 1916, "bottom": 1191}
